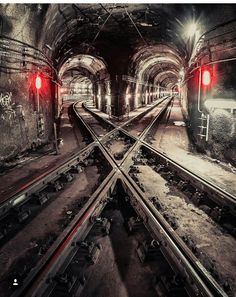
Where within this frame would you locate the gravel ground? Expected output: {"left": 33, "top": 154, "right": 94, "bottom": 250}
{"left": 124, "top": 100, "right": 169, "bottom": 138}
{"left": 81, "top": 208, "right": 160, "bottom": 297}
{"left": 109, "top": 141, "right": 127, "bottom": 155}
{"left": 136, "top": 165, "right": 236, "bottom": 297}
{"left": 149, "top": 97, "right": 236, "bottom": 196}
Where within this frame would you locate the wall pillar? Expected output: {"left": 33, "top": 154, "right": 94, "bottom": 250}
{"left": 109, "top": 75, "right": 128, "bottom": 116}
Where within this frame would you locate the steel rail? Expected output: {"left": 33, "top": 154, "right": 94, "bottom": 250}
{"left": 73, "top": 100, "right": 228, "bottom": 297}
{"left": 9, "top": 97, "right": 228, "bottom": 297}
{"left": 0, "top": 97, "right": 167, "bottom": 222}
{"left": 1, "top": 96, "right": 230, "bottom": 297}
{"left": 11, "top": 169, "right": 118, "bottom": 297}
{"left": 83, "top": 100, "right": 236, "bottom": 215}
{"left": 0, "top": 143, "right": 97, "bottom": 220}
{"left": 79, "top": 97, "right": 172, "bottom": 168}
{"left": 119, "top": 174, "right": 227, "bottom": 297}
{"left": 118, "top": 97, "right": 173, "bottom": 167}
{"left": 140, "top": 142, "right": 236, "bottom": 215}
{"left": 82, "top": 96, "right": 169, "bottom": 132}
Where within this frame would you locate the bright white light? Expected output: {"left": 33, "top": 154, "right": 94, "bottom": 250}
{"left": 185, "top": 22, "right": 198, "bottom": 38}
{"left": 179, "top": 69, "right": 184, "bottom": 77}
{"left": 75, "top": 82, "right": 80, "bottom": 90}
{"left": 125, "top": 94, "right": 131, "bottom": 105}
{"left": 97, "top": 86, "right": 102, "bottom": 110}
{"left": 139, "top": 22, "right": 152, "bottom": 27}
{"left": 105, "top": 95, "right": 111, "bottom": 105}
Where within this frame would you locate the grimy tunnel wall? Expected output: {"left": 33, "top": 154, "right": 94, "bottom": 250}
{"left": 186, "top": 63, "right": 236, "bottom": 165}
{"left": 184, "top": 20, "right": 236, "bottom": 166}
{"left": 0, "top": 4, "right": 55, "bottom": 162}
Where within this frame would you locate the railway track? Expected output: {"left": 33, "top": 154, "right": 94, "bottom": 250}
{"left": 0, "top": 97, "right": 172, "bottom": 294}
{"left": 0, "top": 97, "right": 169, "bottom": 241}
{"left": 80, "top": 99, "right": 236, "bottom": 223}
{"left": 0, "top": 96, "right": 235, "bottom": 297}
{"left": 0, "top": 143, "right": 96, "bottom": 237}
{"left": 74, "top": 98, "right": 235, "bottom": 296}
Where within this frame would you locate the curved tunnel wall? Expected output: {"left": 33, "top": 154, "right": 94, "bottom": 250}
{"left": 58, "top": 54, "right": 110, "bottom": 113}
{"left": 0, "top": 4, "right": 56, "bottom": 162}
{"left": 184, "top": 20, "right": 236, "bottom": 165}
{"left": 123, "top": 44, "right": 182, "bottom": 110}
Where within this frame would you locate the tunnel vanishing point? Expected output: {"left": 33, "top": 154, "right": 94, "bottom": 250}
{"left": 0, "top": 3, "right": 236, "bottom": 166}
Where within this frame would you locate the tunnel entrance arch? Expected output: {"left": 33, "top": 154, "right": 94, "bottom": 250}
{"left": 126, "top": 44, "right": 184, "bottom": 109}
{"left": 58, "top": 54, "right": 110, "bottom": 112}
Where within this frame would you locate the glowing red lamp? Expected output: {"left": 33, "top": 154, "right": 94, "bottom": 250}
{"left": 35, "top": 75, "right": 42, "bottom": 90}
{"left": 202, "top": 70, "right": 211, "bottom": 86}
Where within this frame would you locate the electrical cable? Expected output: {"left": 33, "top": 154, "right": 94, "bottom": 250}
{"left": 124, "top": 7, "right": 149, "bottom": 46}
{"left": 92, "top": 7, "right": 114, "bottom": 43}
{"left": 0, "top": 34, "right": 54, "bottom": 66}
{"left": 0, "top": 35, "right": 58, "bottom": 77}
{"left": 0, "top": 64, "right": 55, "bottom": 80}
{"left": 0, "top": 44, "right": 52, "bottom": 65}
{"left": 0, "top": 51, "right": 51, "bottom": 68}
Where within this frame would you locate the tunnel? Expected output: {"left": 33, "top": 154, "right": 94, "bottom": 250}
{"left": 0, "top": 3, "right": 236, "bottom": 297}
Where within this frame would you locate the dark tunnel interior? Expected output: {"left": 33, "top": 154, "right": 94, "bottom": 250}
{"left": 0, "top": 3, "right": 236, "bottom": 297}
{"left": 0, "top": 3, "right": 236, "bottom": 164}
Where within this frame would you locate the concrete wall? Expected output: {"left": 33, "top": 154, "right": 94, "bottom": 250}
{"left": 186, "top": 62, "right": 236, "bottom": 165}
{"left": 0, "top": 4, "right": 55, "bottom": 161}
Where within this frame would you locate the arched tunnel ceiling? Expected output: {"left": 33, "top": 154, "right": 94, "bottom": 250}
{"left": 62, "top": 74, "right": 92, "bottom": 89}
{"left": 137, "top": 57, "right": 180, "bottom": 87}
{"left": 39, "top": 4, "right": 236, "bottom": 61}
{"left": 41, "top": 3, "right": 189, "bottom": 65}
{"left": 35, "top": 4, "right": 236, "bottom": 87}
{"left": 149, "top": 66, "right": 179, "bottom": 83}
{"left": 61, "top": 70, "right": 92, "bottom": 86}
{"left": 59, "top": 54, "right": 107, "bottom": 78}
{"left": 61, "top": 68, "right": 92, "bottom": 80}
{"left": 160, "top": 75, "right": 178, "bottom": 87}
{"left": 59, "top": 54, "right": 109, "bottom": 88}
{"left": 154, "top": 70, "right": 179, "bottom": 87}
{"left": 130, "top": 45, "right": 182, "bottom": 87}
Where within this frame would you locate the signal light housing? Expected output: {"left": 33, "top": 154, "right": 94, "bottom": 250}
{"left": 202, "top": 69, "right": 211, "bottom": 86}
{"left": 35, "top": 75, "right": 42, "bottom": 90}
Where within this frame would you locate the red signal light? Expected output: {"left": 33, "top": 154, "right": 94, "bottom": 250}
{"left": 35, "top": 75, "right": 42, "bottom": 90}
{"left": 202, "top": 70, "right": 211, "bottom": 86}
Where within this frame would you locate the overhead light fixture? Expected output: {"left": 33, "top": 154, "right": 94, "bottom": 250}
{"left": 139, "top": 22, "right": 153, "bottom": 27}
{"left": 185, "top": 21, "right": 198, "bottom": 38}
{"left": 179, "top": 68, "right": 184, "bottom": 77}
{"left": 45, "top": 44, "right": 53, "bottom": 51}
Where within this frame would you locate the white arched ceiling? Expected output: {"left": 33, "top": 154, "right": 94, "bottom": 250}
{"left": 153, "top": 70, "right": 179, "bottom": 86}
{"left": 136, "top": 56, "right": 180, "bottom": 80}
{"left": 59, "top": 54, "right": 107, "bottom": 79}
{"left": 130, "top": 45, "right": 183, "bottom": 88}
{"left": 62, "top": 73, "right": 92, "bottom": 88}
{"left": 131, "top": 45, "right": 183, "bottom": 67}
